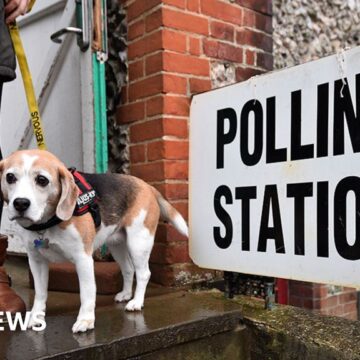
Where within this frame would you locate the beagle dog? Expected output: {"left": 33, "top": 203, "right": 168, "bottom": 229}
{"left": 0, "top": 149, "right": 188, "bottom": 333}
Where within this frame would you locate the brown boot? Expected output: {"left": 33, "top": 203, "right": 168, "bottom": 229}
{"left": 0, "top": 234, "right": 26, "bottom": 314}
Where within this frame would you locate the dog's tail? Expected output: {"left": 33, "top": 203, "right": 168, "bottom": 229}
{"left": 153, "top": 189, "right": 188, "bottom": 237}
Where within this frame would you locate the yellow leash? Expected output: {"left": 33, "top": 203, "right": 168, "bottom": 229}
{"left": 8, "top": 18, "right": 46, "bottom": 150}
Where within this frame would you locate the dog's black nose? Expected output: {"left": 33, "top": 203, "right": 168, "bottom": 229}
{"left": 13, "top": 198, "right": 31, "bottom": 212}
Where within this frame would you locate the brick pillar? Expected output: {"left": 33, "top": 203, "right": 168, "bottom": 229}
{"left": 289, "top": 282, "right": 358, "bottom": 320}
{"left": 117, "top": 0, "right": 273, "bottom": 285}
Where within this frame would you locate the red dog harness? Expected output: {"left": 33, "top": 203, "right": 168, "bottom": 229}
{"left": 70, "top": 168, "right": 101, "bottom": 227}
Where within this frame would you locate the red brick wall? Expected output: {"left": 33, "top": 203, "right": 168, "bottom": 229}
{"left": 289, "top": 281, "right": 358, "bottom": 321}
{"left": 117, "top": 0, "right": 272, "bottom": 285}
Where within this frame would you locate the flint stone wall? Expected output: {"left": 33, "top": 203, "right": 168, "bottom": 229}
{"left": 273, "top": 0, "right": 360, "bottom": 69}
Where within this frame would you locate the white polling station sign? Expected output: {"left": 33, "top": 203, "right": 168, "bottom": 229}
{"left": 189, "top": 46, "right": 360, "bottom": 287}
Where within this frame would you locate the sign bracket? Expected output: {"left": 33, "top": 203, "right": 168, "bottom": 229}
{"left": 224, "top": 272, "right": 276, "bottom": 310}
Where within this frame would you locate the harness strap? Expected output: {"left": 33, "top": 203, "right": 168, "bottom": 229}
{"left": 69, "top": 168, "right": 101, "bottom": 227}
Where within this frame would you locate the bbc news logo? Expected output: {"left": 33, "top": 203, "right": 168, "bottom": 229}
{"left": 0, "top": 311, "right": 46, "bottom": 331}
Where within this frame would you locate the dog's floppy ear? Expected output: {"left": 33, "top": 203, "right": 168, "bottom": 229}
{"left": 56, "top": 165, "right": 78, "bottom": 221}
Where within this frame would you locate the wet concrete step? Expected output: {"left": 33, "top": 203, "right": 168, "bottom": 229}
{"left": 1, "top": 258, "right": 246, "bottom": 360}
{"left": 1, "top": 291, "right": 245, "bottom": 360}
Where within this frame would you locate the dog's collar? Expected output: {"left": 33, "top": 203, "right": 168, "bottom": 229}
{"left": 24, "top": 215, "right": 62, "bottom": 232}
{"left": 22, "top": 168, "right": 101, "bottom": 232}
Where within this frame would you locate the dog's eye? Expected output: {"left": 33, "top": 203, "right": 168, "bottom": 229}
{"left": 35, "top": 175, "right": 49, "bottom": 187}
{"left": 6, "top": 173, "right": 16, "bottom": 184}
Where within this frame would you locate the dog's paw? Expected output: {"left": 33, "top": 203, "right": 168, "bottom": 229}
{"left": 125, "top": 299, "right": 143, "bottom": 311}
{"left": 115, "top": 291, "right": 132, "bottom": 303}
{"left": 27, "top": 311, "right": 46, "bottom": 331}
{"left": 72, "top": 319, "right": 95, "bottom": 333}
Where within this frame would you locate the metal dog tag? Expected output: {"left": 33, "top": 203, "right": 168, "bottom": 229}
{"left": 33, "top": 238, "right": 49, "bottom": 249}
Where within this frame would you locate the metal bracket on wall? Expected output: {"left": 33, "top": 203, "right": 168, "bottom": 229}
{"left": 224, "top": 272, "right": 276, "bottom": 310}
